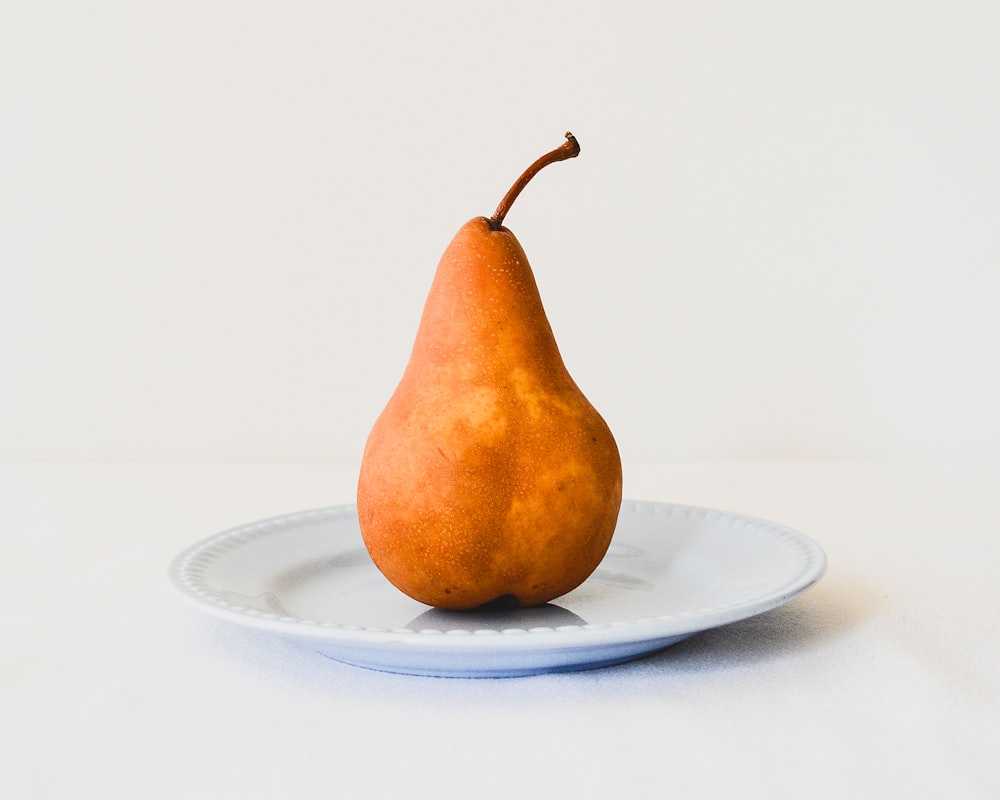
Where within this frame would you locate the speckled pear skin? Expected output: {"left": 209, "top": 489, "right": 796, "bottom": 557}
{"left": 357, "top": 216, "right": 622, "bottom": 610}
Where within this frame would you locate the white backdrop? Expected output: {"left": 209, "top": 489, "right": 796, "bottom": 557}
{"left": 3, "top": 1, "right": 999, "bottom": 462}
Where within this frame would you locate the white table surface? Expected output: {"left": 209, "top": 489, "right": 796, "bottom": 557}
{"left": 3, "top": 461, "right": 998, "bottom": 799}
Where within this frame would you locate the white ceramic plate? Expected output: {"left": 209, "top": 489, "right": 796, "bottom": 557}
{"left": 169, "top": 500, "right": 826, "bottom": 678}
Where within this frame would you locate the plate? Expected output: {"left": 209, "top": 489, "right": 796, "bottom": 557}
{"left": 169, "top": 500, "right": 826, "bottom": 678}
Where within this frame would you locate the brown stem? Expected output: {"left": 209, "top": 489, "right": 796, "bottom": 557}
{"left": 489, "top": 132, "right": 580, "bottom": 230}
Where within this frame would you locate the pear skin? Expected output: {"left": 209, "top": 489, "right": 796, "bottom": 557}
{"left": 357, "top": 135, "right": 622, "bottom": 610}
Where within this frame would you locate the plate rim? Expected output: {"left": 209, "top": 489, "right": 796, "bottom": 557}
{"left": 168, "top": 499, "right": 827, "bottom": 653}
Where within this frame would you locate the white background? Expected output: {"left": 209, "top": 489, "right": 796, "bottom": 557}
{"left": 4, "top": 1, "right": 999, "bottom": 463}
{"left": 4, "top": 6, "right": 1000, "bottom": 799}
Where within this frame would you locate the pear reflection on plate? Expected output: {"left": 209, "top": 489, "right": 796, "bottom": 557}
{"left": 406, "top": 601, "right": 587, "bottom": 633}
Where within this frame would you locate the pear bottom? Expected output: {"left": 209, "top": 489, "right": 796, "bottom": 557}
{"left": 357, "top": 425, "right": 622, "bottom": 611}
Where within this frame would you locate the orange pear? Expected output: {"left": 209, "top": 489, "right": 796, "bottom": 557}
{"left": 357, "top": 133, "right": 622, "bottom": 610}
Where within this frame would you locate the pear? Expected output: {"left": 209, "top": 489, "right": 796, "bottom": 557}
{"left": 357, "top": 133, "right": 622, "bottom": 610}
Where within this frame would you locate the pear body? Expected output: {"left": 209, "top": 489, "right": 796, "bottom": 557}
{"left": 357, "top": 217, "right": 622, "bottom": 610}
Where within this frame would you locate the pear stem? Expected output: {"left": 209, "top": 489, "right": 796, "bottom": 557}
{"left": 489, "top": 132, "right": 580, "bottom": 230}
